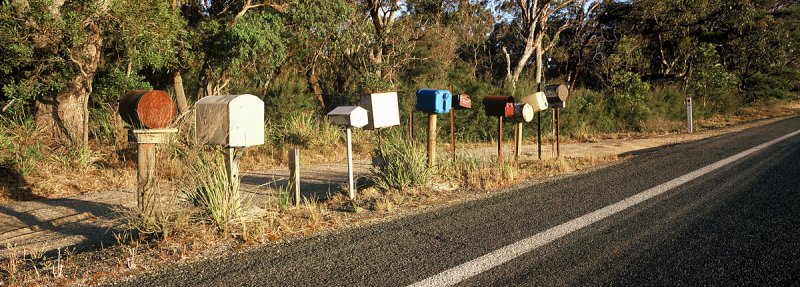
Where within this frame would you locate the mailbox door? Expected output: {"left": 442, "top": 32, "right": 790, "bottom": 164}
{"left": 228, "top": 95, "right": 265, "bottom": 147}
{"left": 361, "top": 92, "right": 400, "bottom": 129}
{"left": 453, "top": 94, "right": 472, "bottom": 109}
{"left": 504, "top": 103, "right": 514, "bottom": 117}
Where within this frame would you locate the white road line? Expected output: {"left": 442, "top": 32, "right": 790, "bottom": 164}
{"left": 409, "top": 129, "right": 800, "bottom": 287}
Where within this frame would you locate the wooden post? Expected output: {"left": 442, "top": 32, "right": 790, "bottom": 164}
{"left": 498, "top": 116, "right": 503, "bottom": 168}
{"left": 131, "top": 129, "right": 176, "bottom": 222}
{"left": 224, "top": 147, "right": 239, "bottom": 192}
{"left": 515, "top": 122, "right": 523, "bottom": 162}
{"left": 409, "top": 111, "right": 415, "bottom": 146}
{"left": 450, "top": 108, "right": 455, "bottom": 162}
{"left": 427, "top": 113, "right": 437, "bottom": 167}
{"left": 556, "top": 109, "right": 561, "bottom": 158}
{"left": 288, "top": 148, "right": 300, "bottom": 205}
{"left": 136, "top": 142, "right": 157, "bottom": 220}
{"left": 537, "top": 112, "right": 542, "bottom": 160}
{"left": 346, "top": 127, "right": 355, "bottom": 200}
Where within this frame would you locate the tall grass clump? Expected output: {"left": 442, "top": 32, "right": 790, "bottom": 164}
{"left": 184, "top": 150, "right": 249, "bottom": 231}
{"left": 271, "top": 112, "right": 341, "bottom": 149}
{"left": 371, "top": 131, "right": 433, "bottom": 191}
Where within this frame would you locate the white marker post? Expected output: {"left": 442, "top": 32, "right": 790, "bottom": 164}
{"left": 686, "top": 96, "right": 694, "bottom": 133}
{"left": 346, "top": 127, "right": 355, "bottom": 200}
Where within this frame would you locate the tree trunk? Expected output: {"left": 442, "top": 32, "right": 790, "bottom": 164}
{"left": 35, "top": 23, "right": 102, "bottom": 149}
{"left": 307, "top": 60, "right": 326, "bottom": 110}
{"left": 173, "top": 71, "right": 190, "bottom": 114}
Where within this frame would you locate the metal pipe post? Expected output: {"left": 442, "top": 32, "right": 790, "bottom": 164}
{"left": 346, "top": 127, "right": 355, "bottom": 200}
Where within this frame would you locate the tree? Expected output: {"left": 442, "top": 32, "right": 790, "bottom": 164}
{"left": 499, "top": 0, "right": 573, "bottom": 92}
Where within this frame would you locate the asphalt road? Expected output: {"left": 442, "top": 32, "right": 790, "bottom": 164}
{"left": 113, "top": 117, "right": 800, "bottom": 287}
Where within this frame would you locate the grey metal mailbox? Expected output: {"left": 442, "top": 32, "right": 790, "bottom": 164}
{"left": 196, "top": 94, "right": 265, "bottom": 147}
{"left": 360, "top": 92, "right": 400, "bottom": 130}
{"left": 327, "top": 106, "right": 369, "bottom": 128}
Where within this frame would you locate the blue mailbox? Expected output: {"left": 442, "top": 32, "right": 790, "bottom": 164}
{"left": 415, "top": 89, "right": 452, "bottom": 114}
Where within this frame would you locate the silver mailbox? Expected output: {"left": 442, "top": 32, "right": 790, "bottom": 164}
{"left": 196, "top": 94, "right": 265, "bottom": 147}
{"left": 360, "top": 92, "right": 401, "bottom": 130}
{"left": 327, "top": 106, "right": 369, "bottom": 128}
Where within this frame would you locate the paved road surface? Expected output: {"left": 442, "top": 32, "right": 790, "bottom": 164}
{"left": 113, "top": 117, "right": 800, "bottom": 286}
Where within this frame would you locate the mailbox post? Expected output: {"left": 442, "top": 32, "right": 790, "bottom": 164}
{"left": 196, "top": 94, "right": 265, "bottom": 203}
{"left": 448, "top": 85, "right": 472, "bottom": 162}
{"left": 483, "top": 96, "right": 515, "bottom": 167}
{"left": 416, "top": 89, "right": 453, "bottom": 167}
{"left": 327, "top": 106, "right": 369, "bottom": 200}
{"left": 521, "top": 92, "right": 549, "bottom": 161}
{"left": 508, "top": 103, "right": 535, "bottom": 162}
{"left": 544, "top": 84, "right": 569, "bottom": 158}
{"left": 119, "top": 90, "right": 177, "bottom": 221}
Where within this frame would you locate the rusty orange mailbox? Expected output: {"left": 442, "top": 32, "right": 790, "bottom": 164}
{"left": 119, "top": 90, "right": 176, "bottom": 129}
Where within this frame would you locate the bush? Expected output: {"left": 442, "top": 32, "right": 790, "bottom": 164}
{"left": 610, "top": 71, "right": 651, "bottom": 131}
{"left": 184, "top": 149, "right": 249, "bottom": 230}
{"left": 371, "top": 131, "right": 433, "bottom": 191}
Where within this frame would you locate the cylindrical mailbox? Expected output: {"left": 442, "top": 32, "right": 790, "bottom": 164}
{"left": 452, "top": 93, "right": 472, "bottom": 110}
{"left": 482, "top": 96, "right": 514, "bottom": 117}
{"left": 509, "top": 103, "right": 534, "bottom": 123}
{"left": 544, "top": 84, "right": 569, "bottom": 108}
{"left": 521, "top": 92, "right": 549, "bottom": 112}
{"left": 119, "top": 90, "right": 176, "bottom": 129}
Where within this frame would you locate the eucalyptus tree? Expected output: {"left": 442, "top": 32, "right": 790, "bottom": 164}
{"left": 497, "top": 0, "right": 574, "bottom": 92}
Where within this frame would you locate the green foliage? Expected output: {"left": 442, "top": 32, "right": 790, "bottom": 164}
{"left": 610, "top": 71, "right": 651, "bottom": 131}
{"left": 561, "top": 88, "right": 616, "bottom": 135}
{"left": 688, "top": 44, "right": 739, "bottom": 114}
{"left": 372, "top": 131, "right": 433, "bottom": 191}
{"left": 106, "top": 0, "right": 185, "bottom": 72}
{"left": 92, "top": 68, "right": 152, "bottom": 105}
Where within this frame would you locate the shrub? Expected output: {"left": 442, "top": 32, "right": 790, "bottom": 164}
{"left": 610, "top": 71, "right": 651, "bottom": 131}
{"left": 184, "top": 149, "right": 249, "bottom": 230}
{"left": 371, "top": 131, "right": 433, "bottom": 191}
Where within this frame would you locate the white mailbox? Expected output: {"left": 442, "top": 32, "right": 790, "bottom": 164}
{"left": 196, "top": 94, "right": 265, "bottom": 147}
{"left": 359, "top": 92, "right": 401, "bottom": 130}
{"left": 327, "top": 106, "right": 368, "bottom": 128}
{"left": 521, "top": 92, "right": 549, "bottom": 112}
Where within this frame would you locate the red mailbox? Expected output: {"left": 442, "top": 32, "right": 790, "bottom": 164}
{"left": 452, "top": 93, "right": 472, "bottom": 110}
{"left": 482, "top": 96, "right": 514, "bottom": 117}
